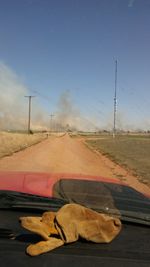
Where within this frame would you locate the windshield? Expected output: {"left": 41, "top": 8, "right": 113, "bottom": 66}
{"left": 0, "top": 0, "right": 150, "bottom": 217}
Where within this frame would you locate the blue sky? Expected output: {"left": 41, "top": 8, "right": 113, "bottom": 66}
{"left": 0, "top": 0, "right": 150, "bottom": 131}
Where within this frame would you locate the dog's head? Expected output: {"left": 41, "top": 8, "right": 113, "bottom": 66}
{"left": 20, "top": 211, "right": 58, "bottom": 241}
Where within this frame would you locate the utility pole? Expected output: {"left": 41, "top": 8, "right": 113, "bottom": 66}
{"left": 113, "top": 60, "right": 117, "bottom": 138}
{"left": 49, "top": 114, "right": 54, "bottom": 133}
{"left": 25, "top": 96, "right": 35, "bottom": 134}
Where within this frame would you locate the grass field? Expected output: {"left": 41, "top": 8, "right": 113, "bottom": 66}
{"left": 85, "top": 135, "right": 150, "bottom": 186}
{"left": 0, "top": 131, "right": 47, "bottom": 158}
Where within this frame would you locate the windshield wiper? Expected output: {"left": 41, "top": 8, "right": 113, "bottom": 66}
{"left": 95, "top": 207, "right": 150, "bottom": 226}
{"left": 0, "top": 190, "right": 67, "bottom": 211}
{"left": 0, "top": 228, "right": 15, "bottom": 239}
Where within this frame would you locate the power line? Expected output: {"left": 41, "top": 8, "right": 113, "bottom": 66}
{"left": 29, "top": 89, "right": 51, "bottom": 102}
{"left": 24, "top": 95, "right": 35, "bottom": 134}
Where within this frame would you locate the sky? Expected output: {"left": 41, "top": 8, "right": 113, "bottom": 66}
{"left": 0, "top": 0, "right": 150, "bottom": 131}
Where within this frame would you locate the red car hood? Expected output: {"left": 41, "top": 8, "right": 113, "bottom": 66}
{"left": 0, "top": 171, "right": 124, "bottom": 197}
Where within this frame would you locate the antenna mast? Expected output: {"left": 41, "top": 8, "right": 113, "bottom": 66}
{"left": 113, "top": 60, "right": 117, "bottom": 138}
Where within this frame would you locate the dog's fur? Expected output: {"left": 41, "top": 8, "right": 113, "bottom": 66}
{"left": 20, "top": 203, "right": 121, "bottom": 256}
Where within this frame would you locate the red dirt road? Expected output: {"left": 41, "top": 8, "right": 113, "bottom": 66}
{"left": 0, "top": 134, "right": 149, "bottom": 195}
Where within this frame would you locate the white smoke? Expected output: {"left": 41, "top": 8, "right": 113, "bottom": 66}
{"left": 0, "top": 62, "right": 47, "bottom": 131}
{"left": 55, "top": 90, "right": 98, "bottom": 132}
{"left": 128, "top": 0, "right": 136, "bottom": 8}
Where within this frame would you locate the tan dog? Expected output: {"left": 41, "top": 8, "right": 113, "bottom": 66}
{"left": 20, "top": 203, "right": 121, "bottom": 256}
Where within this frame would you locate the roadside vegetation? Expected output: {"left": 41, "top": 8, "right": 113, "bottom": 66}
{"left": 0, "top": 131, "right": 47, "bottom": 158}
{"left": 84, "top": 134, "right": 150, "bottom": 186}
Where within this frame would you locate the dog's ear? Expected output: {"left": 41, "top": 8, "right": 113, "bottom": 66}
{"left": 42, "top": 211, "right": 56, "bottom": 224}
{"left": 42, "top": 211, "right": 58, "bottom": 235}
{"left": 26, "top": 238, "right": 64, "bottom": 256}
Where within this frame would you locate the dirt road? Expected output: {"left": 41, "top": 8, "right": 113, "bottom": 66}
{"left": 0, "top": 134, "right": 149, "bottom": 195}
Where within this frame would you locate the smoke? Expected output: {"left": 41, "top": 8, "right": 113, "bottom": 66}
{"left": 1, "top": 63, "right": 147, "bottom": 133}
{"left": 56, "top": 91, "right": 77, "bottom": 125}
{"left": 55, "top": 90, "right": 97, "bottom": 132}
{"left": 55, "top": 90, "right": 80, "bottom": 131}
{"left": 0, "top": 63, "right": 102, "bottom": 133}
{"left": 128, "top": 0, "right": 136, "bottom": 8}
{"left": 0, "top": 62, "right": 46, "bottom": 131}
{"left": 55, "top": 91, "right": 146, "bottom": 132}
{"left": 103, "top": 110, "right": 150, "bottom": 133}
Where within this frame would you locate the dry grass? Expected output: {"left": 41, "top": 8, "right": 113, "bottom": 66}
{"left": 0, "top": 131, "right": 47, "bottom": 158}
{"left": 85, "top": 135, "right": 150, "bottom": 186}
